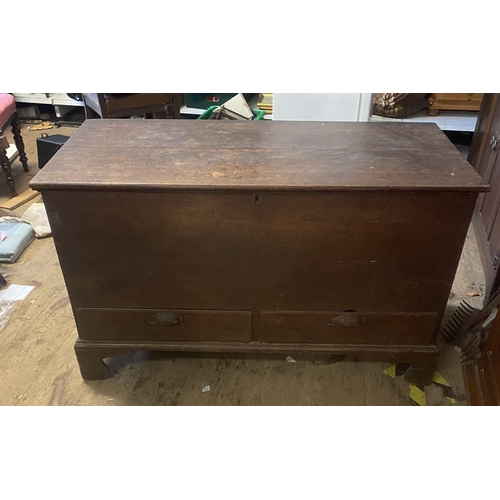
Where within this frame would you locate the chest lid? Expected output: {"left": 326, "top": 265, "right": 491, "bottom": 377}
{"left": 30, "top": 119, "right": 488, "bottom": 192}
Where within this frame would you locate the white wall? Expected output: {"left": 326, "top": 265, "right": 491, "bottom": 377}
{"left": 273, "top": 93, "right": 372, "bottom": 121}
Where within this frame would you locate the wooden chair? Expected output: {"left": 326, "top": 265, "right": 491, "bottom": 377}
{"left": 81, "top": 93, "right": 182, "bottom": 119}
{"left": 0, "top": 94, "right": 29, "bottom": 198}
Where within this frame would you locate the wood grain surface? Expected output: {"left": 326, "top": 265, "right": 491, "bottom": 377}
{"left": 76, "top": 308, "right": 252, "bottom": 342}
{"left": 29, "top": 120, "right": 486, "bottom": 385}
{"left": 1, "top": 121, "right": 486, "bottom": 404}
{"left": 43, "top": 190, "right": 476, "bottom": 334}
{"left": 30, "top": 120, "right": 488, "bottom": 192}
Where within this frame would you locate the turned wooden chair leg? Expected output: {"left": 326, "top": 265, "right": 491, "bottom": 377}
{"left": 0, "top": 136, "right": 17, "bottom": 197}
{"left": 10, "top": 113, "right": 28, "bottom": 172}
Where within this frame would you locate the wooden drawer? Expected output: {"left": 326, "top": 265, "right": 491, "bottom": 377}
{"left": 427, "top": 93, "right": 484, "bottom": 112}
{"left": 261, "top": 311, "right": 437, "bottom": 345}
{"left": 75, "top": 308, "right": 251, "bottom": 342}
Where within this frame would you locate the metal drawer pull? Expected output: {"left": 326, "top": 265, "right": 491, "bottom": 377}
{"left": 328, "top": 314, "right": 366, "bottom": 328}
{"left": 149, "top": 312, "right": 183, "bottom": 326}
{"left": 491, "top": 133, "right": 500, "bottom": 151}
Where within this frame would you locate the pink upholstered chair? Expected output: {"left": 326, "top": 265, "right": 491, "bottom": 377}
{"left": 0, "top": 94, "right": 28, "bottom": 197}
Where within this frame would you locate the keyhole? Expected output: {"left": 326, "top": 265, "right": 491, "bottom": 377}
{"left": 254, "top": 194, "right": 262, "bottom": 205}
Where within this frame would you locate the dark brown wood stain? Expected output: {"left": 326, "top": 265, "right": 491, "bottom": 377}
{"left": 30, "top": 120, "right": 488, "bottom": 384}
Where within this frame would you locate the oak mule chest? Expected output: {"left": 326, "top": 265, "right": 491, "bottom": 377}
{"left": 30, "top": 120, "right": 488, "bottom": 383}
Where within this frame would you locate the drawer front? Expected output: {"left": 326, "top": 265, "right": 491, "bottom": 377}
{"left": 261, "top": 311, "right": 437, "bottom": 345}
{"left": 76, "top": 308, "right": 251, "bottom": 342}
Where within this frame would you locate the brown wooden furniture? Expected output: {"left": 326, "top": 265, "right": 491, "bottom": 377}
{"left": 30, "top": 120, "right": 488, "bottom": 383}
{"left": 427, "top": 93, "right": 484, "bottom": 116}
{"left": 463, "top": 298, "right": 500, "bottom": 405}
{"left": 81, "top": 93, "right": 182, "bottom": 119}
{"left": 0, "top": 94, "right": 29, "bottom": 197}
{"left": 469, "top": 94, "right": 500, "bottom": 299}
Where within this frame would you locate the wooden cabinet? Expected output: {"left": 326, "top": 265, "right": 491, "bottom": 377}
{"left": 12, "top": 93, "right": 84, "bottom": 118}
{"left": 469, "top": 94, "right": 500, "bottom": 298}
{"left": 464, "top": 307, "right": 500, "bottom": 405}
{"left": 427, "top": 93, "right": 484, "bottom": 116}
{"left": 30, "top": 120, "right": 487, "bottom": 382}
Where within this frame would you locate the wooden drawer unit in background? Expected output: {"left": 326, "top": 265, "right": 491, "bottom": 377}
{"left": 30, "top": 120, "right": 488, "bottom": 383}
{"left": 427, "top": 93, "right": 484, "bottom": 116}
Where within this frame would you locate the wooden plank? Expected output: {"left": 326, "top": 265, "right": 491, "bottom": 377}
{"left": 0, "top": 188, "right": 39, "bottom": 209}
{"left": 30, "top": 121, "right": 488, "bottom": 192}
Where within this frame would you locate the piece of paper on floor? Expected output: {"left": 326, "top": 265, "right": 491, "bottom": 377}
{"left": 432, "top": 371, "right": 456, "bottom": 404}
{"left": 0, "top": 284, "right": 35, "bottom": 301}
{"left": 286, "top": 356, "right": 296, "bottom": 363}
{"left": 409, "top": 384, "right": 426, "bottom": 406}
{"left": 202, "top": 386, "right": 210, "bottom": 393}
{"left": 432, "top": 371, "right": 451, "bottom": 387}
{"left": 383, "top": 365, "right": 396, "bottom": 378}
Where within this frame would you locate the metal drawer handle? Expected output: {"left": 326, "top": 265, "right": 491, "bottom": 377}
{"left": 328, "top": 314, "right": 366, "bottom": 328}
{"left": 149, "top": 312, "right": 183, "bottom": 326}
{"left": 491, "top": 133, "right": 500, "bottom": 151}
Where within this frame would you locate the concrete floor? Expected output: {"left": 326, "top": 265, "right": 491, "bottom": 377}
{"left": 0, "top": 120, "right": 486, "bottom": 405}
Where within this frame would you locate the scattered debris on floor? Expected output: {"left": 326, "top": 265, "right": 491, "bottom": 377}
{"left": 432, "top": 371, "right": 457, "bottom": 404}
{"left": 202, "top": 386, "right": 210, "bottom": 393}
{"left": 28, "top": 121, "right": 53, "bottom": 131}
{"left": 0, "top": 299, "right": 15, "bottom": 332}
{"left": 383, "top": 364, "right": 396, "bottom": 378}
{"left": 20, "top": 203, "right": 52, "bottom": 238}
{"left": 466, "top": 291, "right": 482, "bottom": 297}
{"left": 0, "top": 284, "right": 35, "bottom": 301}
{"left": 382, "top": 362, "right": 410, "bottom": 378}
{"left": 383, "top": 364, "right": 457, "bottom": 405}
{"left": 286, "top": 356, "right": 296, "bottom": 363}
{"left": 409, "top": 384, "right": 427, "bottom": 406}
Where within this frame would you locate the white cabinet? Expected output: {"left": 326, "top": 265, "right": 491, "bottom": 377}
{"left": 272, "top": 93, "right": 372, "bottom": 121}
{"left": 12, "top": 93, "right": 83, "bottom": 117}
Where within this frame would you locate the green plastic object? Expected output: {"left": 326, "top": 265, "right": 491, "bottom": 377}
{"left": 198, "top": 106, "right": 266, "bottom": 120}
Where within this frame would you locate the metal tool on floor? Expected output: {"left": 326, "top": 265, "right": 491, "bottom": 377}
{"left": 441, "top": 300, "right": 481, "bottom": 344}
{"left": 441, "top": 288, "right": 500, "bottom": 361}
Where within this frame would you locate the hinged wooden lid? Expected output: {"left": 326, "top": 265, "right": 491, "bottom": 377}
{"left": 30, "top": 120, "right": 489, "bottom": 192}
